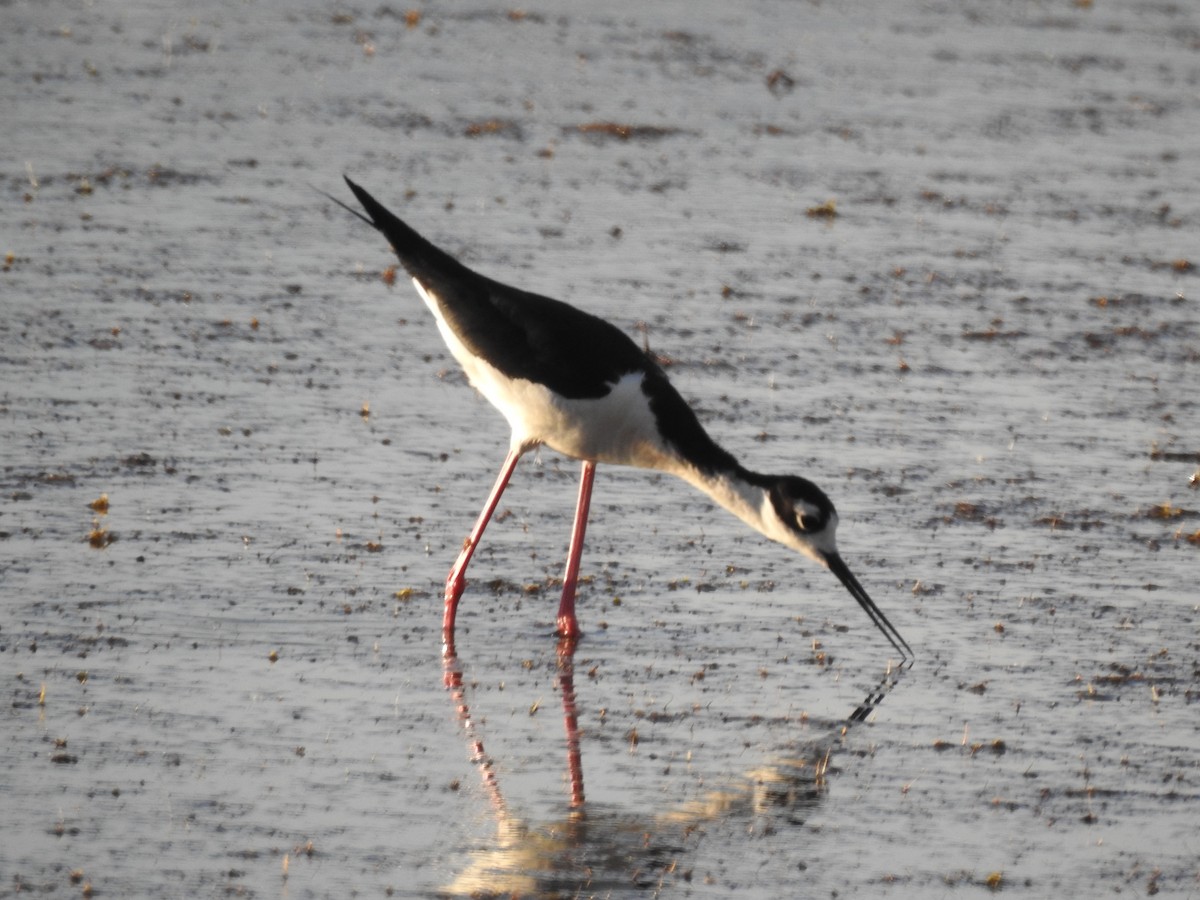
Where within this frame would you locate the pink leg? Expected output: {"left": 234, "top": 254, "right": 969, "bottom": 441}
{"left": 556, "top": 460, "right": 596, "bottom": 640}
{"left": 443, "top": 448, "right": 522, "bottom": 655}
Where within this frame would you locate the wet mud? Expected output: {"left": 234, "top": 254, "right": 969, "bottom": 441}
{"left": 2, "top": 1, "right": 1198, "bottom": 897}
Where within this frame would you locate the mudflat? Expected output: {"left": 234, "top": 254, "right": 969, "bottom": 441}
{"left": 3, "top": 2, "right": 1197, "bottom": 896}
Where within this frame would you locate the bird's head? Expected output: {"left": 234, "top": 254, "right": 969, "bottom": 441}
{"left": 761, "top": 475, "right": 840, "bottom": 563}
{"left": 761, "top": 475, "right": 912, "bottom": 660}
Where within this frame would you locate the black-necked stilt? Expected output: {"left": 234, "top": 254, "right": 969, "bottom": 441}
{"left": 334, "top": 177, "right": 912, "bottom": 661}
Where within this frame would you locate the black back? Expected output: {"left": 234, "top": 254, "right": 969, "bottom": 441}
{"left": 345, "top": 177, "right": 648, "bottom": 400}
{"left": 343, "top": 177, "right": 740, "bottom": 475}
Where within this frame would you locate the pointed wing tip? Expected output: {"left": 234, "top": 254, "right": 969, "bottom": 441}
{"left": 342, "top": 174, "right": 370, "bottom": 207}
{"left": 312, "top": 176, "right": 375, "bottom": 229}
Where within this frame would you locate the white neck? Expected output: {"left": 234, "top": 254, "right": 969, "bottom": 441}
{"left": 676, "top": 466, "right": 780, "bottom": 545}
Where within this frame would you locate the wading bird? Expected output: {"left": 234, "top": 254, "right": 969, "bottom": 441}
{"left": 334, "top": 177, "right": 912, "bottom": 661}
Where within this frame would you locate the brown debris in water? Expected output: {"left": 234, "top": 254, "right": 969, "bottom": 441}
{"left": 87, "top": 521, "right": 113, "bottom": 548}
{"left": 765, "top": 69, "right": 795, "bottom": 96}
{"left": 572, "top": 122, "right": 685, "bottom": 141}
{"left": 805, "top": 199, "right": 837, "bottom": 219}
{"left": 464, "top": 118, "right": 521, "bottom": 138}
{"left": 1145, "top": 501, "right": 1184, "bottom": 519}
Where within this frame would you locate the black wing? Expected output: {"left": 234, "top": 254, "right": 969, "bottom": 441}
{"left": 344, "top": 177, "right": 649, "bottom": 400}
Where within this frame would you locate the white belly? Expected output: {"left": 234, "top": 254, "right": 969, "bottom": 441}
{"left": 414, "top": 278, "right": 679, "bottom": 471}
{"left": 469, "top": 355, "right": 674, "bottom": 469}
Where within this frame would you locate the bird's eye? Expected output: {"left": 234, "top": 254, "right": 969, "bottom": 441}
{"left": 795, "top": 506, "right": 828, "bottom": 533}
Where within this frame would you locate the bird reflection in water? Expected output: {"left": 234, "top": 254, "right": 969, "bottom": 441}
{"left": 440, "top": 638, "right": 907, "bottom": 896}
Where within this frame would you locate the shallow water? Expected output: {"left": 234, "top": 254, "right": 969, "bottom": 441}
{"left": 3, "top": 0, "right": 1198, "bottom": 897}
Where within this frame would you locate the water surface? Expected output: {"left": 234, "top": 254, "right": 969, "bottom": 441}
{"left": 2, "top": 1, "right": 1198, "bottom": 896}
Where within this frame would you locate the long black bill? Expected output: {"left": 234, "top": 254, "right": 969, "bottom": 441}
{"left": 825, "top": 552, "right": 913, "bottom": 660}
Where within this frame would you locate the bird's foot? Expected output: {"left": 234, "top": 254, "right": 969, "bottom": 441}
{"left": 444, "top": 571, "right": 467, "bottom": 603}
{"left": 555, "top": 632, "right": 580, "bottom": 659}
{"left": 442, "top": 579, "right": 465, "bottom": 657}
{"left": 555, "top": 613, "right": 582, "bottom": 644}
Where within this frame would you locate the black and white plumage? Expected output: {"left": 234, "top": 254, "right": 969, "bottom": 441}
{"left": 335, "top": 176, "right": 911, "bottom": 661}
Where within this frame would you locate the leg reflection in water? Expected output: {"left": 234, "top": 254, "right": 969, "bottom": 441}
{"left": 443, "top": 636, "right": 585, "bottom": 812}
{"left": 556, "top": 637, "right": 586, "bottom": 809}
{"left": 440, "top": 641, "right": 908, "bottom": 897}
